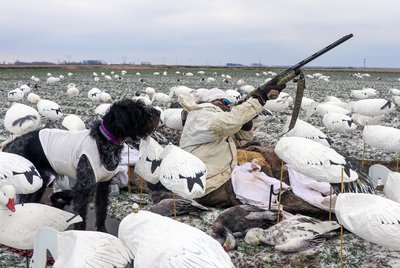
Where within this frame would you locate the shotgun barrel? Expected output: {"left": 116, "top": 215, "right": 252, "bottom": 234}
{"left": 260, "top": 33, "right": 353, "bottom": 90}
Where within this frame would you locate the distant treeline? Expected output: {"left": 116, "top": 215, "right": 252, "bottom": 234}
{"left": 10, "top": 60, "right": 106, "bottom": 65}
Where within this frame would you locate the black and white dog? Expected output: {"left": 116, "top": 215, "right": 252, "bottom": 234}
{"left": 3, "top": 99, "right": 160, "bottom": 231}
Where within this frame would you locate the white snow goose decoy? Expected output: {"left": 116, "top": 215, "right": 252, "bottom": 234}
{"left": 335, "top": 193, "right": 400, "bottom": 251}
{"left": 263, "top": 93, "right": 292, "bottom": 112}
{"left": 87, "top": 87, "right": 102, "bottom": 102}
{"left": 0, "top": 151, "right": 43, "bottom": 199}
{"left": 8, "top": 88, "right": 24, "bottom": 102}
{"left": 350, "top": 88, "right": 377, "bottom": 100}
{"left": 362, "top": 125, "right": 400, "bottom": 152}
{"left": 159, "top": 144, "right": 207, "bottom": 199}
{"left": 36, "top": 99, "right": 63, "bottom": 121}
{"left": 282, "top": 116, "right": 332, "bottom": 147}
{"left": 163, "top": 108, "right": 185, "bottom": 130}
{"left": 30, "top": 227, "right": 133, "bottom": 268}
{"left": 275, "top": 136, "right": 358, "bottom": 183}
{"left": 351, "top": 113, "right": 384, "bottom": 126}
{"left": 4, "top": 103, "right": 41, "bottom": 136}
{"left": 347, "top": 99, "right": 396, "bottom": 117}
{"left": 118, "top": 209, "right": 234, "bottom": 268}
{"left": 62, "top": 114, "right": 86, "bottom": 131}
{"left": 306, "top": 102, "right": 350, "bottom": 118}
{"left": 94, "top": 103, "right": 112, "bottom": 116}
{"left": 0, "top": 203, "right": 82, "bottom": 249}
{"left": 322, "top": 112, "right": 357, "bottom": 134}
{"left": 66, "top": 86, "right": 79, "bottom": 97}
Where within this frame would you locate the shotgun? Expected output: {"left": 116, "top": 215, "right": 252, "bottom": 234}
{"left": 255, "top": 33, "right": 353, "bottom": 130}
{"left": 260, "top": 33, "right": 353, "bottom": 91}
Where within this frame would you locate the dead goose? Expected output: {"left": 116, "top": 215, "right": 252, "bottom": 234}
{"left": 212, "top": 205, "right": 279, "bottom": 251}
{"left": 245, "top": 214, "right": 339, "bottom": 252}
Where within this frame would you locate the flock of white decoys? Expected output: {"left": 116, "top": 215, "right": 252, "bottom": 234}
{"left": 1, "top": 69, "right": 400, "bottom": 267}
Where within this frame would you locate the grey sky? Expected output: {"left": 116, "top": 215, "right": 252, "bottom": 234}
{"left": 1, "top": 0, "right": 399, "bottom": 67}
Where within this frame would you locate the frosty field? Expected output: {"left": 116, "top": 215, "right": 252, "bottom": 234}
{"left": 1, "top": 66, "right": 400, "bottom": 267}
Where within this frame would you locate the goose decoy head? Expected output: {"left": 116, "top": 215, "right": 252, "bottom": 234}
{"left": 1, "top": 185, "right": 16, "bottom": 212}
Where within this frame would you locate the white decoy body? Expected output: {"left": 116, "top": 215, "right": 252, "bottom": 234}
{"left": 144, "top": 87, "right": 156, "bottom": 99}
{"left": 347, "top": 99, "right": 395, "bottom": 117}
{"left": 363, "top": 125, "right": 400, "bottom": 152}
{"left": 0, "top": 203, "right": 82, "bottom": 249}
{"left": 4, "top": 103, "right": 41, "bottom": 136}
{"left": 0, "top": 151, "right": 43, "bottom": 195}
{"left": 306, "top": 102, "right": 350, "bottom": 118}
{"left": 324, "top": 100, "right": 349, "bottom": 109}
{"left": 240, "top": 85, "right": 255, "bottom": 94}
{"left": 163, "top": 108, "right": 185, "bottom": 130}
{"left": 66, "top": 86, "right": 79, "bottom": 97}
{"left": 30, "top": 227, "right": 133, "bottom": 268}
{"left": 393, "top": 96, "right": 400, "bottom": 106}
{"left": 324, "top": 95, "right": 342, "bottom": 103}
{"left": 322, "top": 112, "right": 357, "bottom": 134}
{"left": 362, "top": 87, "right": 378, "bottom": 98}
{"left": 169, "top": 85, "right": 194, "bottom": 99}
{"left": 46, "top": 77, "right": 60, "bottom": 85}
{"left": 264, "top": 95, "right": 291, "bottom": 112}
{"left": 100, "top": 91, "right": 112, "bottom": 103}
{"left": 282, "top": 117, "right": 332, "bottom": 147}
{"left": 152, "top": 92, "right": 171, "bottom": 106}
{"left": 388, "top": 88, "right": 400, "bottom": 96}
{"left": 37, "top": 99, "right": 63, "bottom": 121}
{"left": 8, "top": 88, "right": 24, "bottom": 102}
{"left": 134, "top": 137, "right": 164, "bottom": 184}
{"left": 206, "top": 77, "right": 216, "bottom": 82}
{"left": 335, "top": 193, "right": 400, "bottom": 251}
{"left": 62, "top": 114, "right": 86, "bottom": 131}
{"left": 159, "top": 144, "right": 207, "bottom": 199}
{"left": 351, "top": 113, "right": 384, "bottom": 126}
{"left": 27, "top": 92, "right": 41, "bottom": 104}
{"left": 87, "top": 87, "right": 102, "bottom": 101}
{"left": 244, "top": 215, "right": 339, "bottom": 252}
{"left": 225, "top": 89, "right": 242, "bottom": 104}
{"left": 383, "top": 171, "right": 400, "bottom": 203}
{"left": 351, "top": 88, "right": 378, "bottom": 99}
{"left": 274, "top": 136, "right": 358, "bottom": 183}
{"left": 300, "top": 97, "right": 316, "bottom": 111}
{"left": 19, "top": 84, "right": 31, "bottom": 95}
{"left": 94, "top": 103, "right": 111, "bottom": 116}
{"left": 118, "top": 210, "right": 234, "bottom": 268}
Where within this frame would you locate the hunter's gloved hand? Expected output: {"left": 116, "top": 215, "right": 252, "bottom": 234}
{"left": 247, "top": 78, "right": 286, "bottom": 106}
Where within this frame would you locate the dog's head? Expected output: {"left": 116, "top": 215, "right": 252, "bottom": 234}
{"left": 102, "top": 99, "right": 160, "bottom": 142}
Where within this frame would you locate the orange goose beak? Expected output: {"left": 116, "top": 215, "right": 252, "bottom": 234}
{"left": 6, "top": 198, "right": 15, "bottom": 212}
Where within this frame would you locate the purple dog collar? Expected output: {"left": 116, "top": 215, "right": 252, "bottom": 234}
{"left": 99, "top": 122, "right": 123, "bottom": 145}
